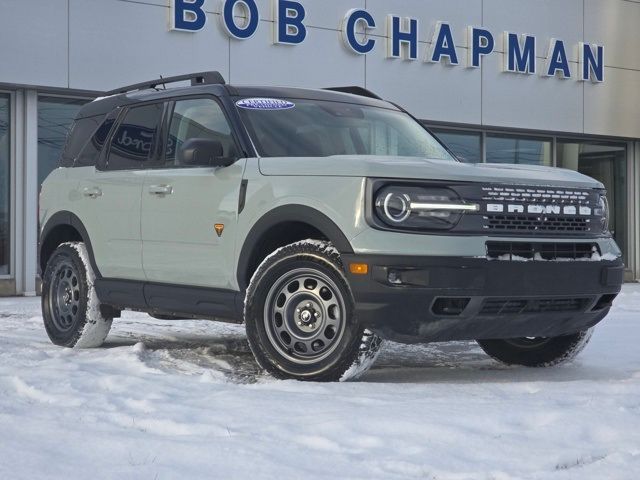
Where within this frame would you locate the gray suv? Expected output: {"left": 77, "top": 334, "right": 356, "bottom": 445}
{"left": 39, "top": 72, "right": 624, "bottom": 381}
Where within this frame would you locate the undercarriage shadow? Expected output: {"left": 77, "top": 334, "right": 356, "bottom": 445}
{"left": 103, "top": 319, "right": 627, "bottom": 385}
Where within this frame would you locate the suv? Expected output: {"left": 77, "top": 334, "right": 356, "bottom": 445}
{"left": 39, "top": 72, "right": 624, "bottom": 381}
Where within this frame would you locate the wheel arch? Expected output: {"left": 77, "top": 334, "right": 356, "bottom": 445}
{"left": 39, "top": 211, "right": 102, "bottom": 278}
{"left": 237, "top": 205, "right": 354, "bottom": 290}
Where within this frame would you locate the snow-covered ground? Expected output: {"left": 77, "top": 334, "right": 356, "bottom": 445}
{"left": 1, "top": 286, "right": 639, "bottom": 480}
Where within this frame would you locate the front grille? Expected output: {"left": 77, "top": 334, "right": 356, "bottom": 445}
{"left": 479, "top": 297, "right": 590, "bottom": 316}
{"left": 449, "top": 184, "right": 605, "bottom": 237}
{"left": 486, "top": 241, "right": 599, "bottom": 261}
{"left": 485, "top": 215, "right": 590, "bottom": 233}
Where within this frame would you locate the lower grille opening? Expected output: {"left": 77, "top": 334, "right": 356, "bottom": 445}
{"left": 480, "top": 297, "right": 591, "bottom": 316}
{"left": 486, "top": 241, "right": 599, "bottom": 261}
{"left": 484, "top": 215, "right": 590, "bottom": 233}
{"left": 432, "top": 297, "right": 471, "bottom": 316}
{"left": 591, "top": 294, "right": 617, "bottom": 311}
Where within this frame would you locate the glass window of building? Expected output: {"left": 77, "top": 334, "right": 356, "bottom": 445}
{"left": 0, "top": 94, "right": 9, "bottom": 275}
{"left": 38, "top": 96, "right": 89, "bottom": 188}
{"left": 431, "top": 128, "right": 482, "bottom": 163}
{"left": 486, "top": 134, "right": 552, "bottom": 166}
{"left": 557, "top": 140, "right": 628, "bottom": 262}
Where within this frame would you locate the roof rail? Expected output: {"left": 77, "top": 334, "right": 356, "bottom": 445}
{"left": 323, "top": 86, "right": 383, "bottom": 100}
{"left": 105, "top": 71, "right": 226, "bottom": 96}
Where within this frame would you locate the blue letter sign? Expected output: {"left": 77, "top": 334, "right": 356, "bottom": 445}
{"left": 221, "top": 0, "right": 260, "bottom": 39}
{"left": 342, "top": 9, "right": 376, "bottom": 54}
{"left": 429, "top": 22, "right": 458, "bottom": 65}
{"left": 171, "top": 0, "right": 207, "bottom": 32}
{"left": 546, "top": 39, "right": 571, "bottom": 78}
{"left": 468, "top": 27, "right": 494, "bottom": 68}
{"left": 504, "top": 32, "right": 536, "bottom": 74}
{"left": 387, "top": 15, "right": 419, "bottom": 60}
{"left": 275, "top": 0, "right": 307, "bottom": 45}
{"left": 166, "top": 4, "right": 606, "bottom": 85}
{"left": 580, "top": 43, "right": 604, "bottom": 82}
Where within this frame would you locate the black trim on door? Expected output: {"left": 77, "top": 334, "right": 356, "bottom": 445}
{"left": 94, "top": 278, "right": 243, "bottom": 322}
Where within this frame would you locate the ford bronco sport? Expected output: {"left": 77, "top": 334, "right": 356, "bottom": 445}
{"left": 39, "top": 72, "right": 624, "bottom": 381}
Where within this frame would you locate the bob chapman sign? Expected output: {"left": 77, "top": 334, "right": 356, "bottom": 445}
{"left": 170, "top": 0, "right": 605, "bottom": 83}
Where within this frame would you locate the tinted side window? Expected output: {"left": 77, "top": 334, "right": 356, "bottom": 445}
{"left": 106, "top": 103, "right": 163, "bottom": 170}
{"left": 76, "top": 116, "right": 115, "bottom": 167}
{"left": 60, "top": 115, "right": 104, "bottom": 167}
{"left": 165, "top": 98, "right": 237, "bottom": 167}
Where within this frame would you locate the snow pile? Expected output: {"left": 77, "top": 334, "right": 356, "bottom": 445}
{"left": 0, "top": 286, "right": 639, "bottom": 479}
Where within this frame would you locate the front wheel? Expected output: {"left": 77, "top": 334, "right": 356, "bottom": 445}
{"left": 244, "top": 240, "right": 383, "bottom": 382}
{"left": 477, "top": 329, "right": 594, "bottom": 367}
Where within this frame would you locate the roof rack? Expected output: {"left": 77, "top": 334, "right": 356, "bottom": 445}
{"left": 105, "top": 71, "right": 226, "bottom": 96}
{"left": 323, "top": 86, "right": 383, "bottom": 100}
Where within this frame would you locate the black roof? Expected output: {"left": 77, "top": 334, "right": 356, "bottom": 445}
{"left": 76, "top": 82, "right": 395, "bottom": 119}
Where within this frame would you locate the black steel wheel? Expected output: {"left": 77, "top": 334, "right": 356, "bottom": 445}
{"left": 245, "top": 240, "right": 383, "bottom": 381}
{"left": 42, "top": 242, "right": 113, "bottom": 348}
{"left": 263, "top": 267, "right": 347, "bottom": 365}
{"left": 49, "top": 258, "right": 83, "bottom": 333}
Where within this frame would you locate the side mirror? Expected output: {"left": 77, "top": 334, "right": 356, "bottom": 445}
{"left": 178, "top": 138, "right": 231, "bottom": 167}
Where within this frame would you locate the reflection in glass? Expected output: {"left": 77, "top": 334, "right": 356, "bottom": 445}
{"left": 0, "top": 95, "right": 9, "bottom": 275}
{"left": 431, "top": 129, "right": 482, "bottom": 163}
{"left": 557, "top": 140, "right": 628, "bottom": 262}
{"left": 38, "top": 96, "right": 88, "bottom": 188}
{"left": 166, "top": 98, "right": 237, "bottom": 166}
{"left": 486, "top": 134, "right": 552, "bottom": 166}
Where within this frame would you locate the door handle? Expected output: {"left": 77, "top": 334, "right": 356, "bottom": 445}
{"left": 82, "top": 187, "right": 102, "bottom": 199}
{"left": 148, "top": 185, "right": 173, "bottom": 196}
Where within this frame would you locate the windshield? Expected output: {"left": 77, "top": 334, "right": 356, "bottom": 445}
{"left": 236, "top": 98, "right": 456, "bottom": 160}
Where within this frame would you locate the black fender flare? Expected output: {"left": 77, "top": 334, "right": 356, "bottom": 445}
{"left": 39, "top": 211, "right": 102, "bottom": 278}
{"left": 236, "top": 205, "right": 354, "bottom": 289}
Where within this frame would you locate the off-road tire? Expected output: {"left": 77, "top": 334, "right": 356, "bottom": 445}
{"left": 244, "top": 240, "right": 383, "bottom": 382}
{"left": 42, "top": 242, "right": 113, "bottom": 348}
{"left": 477, "top": 329, "right": 594, "bottom": 367}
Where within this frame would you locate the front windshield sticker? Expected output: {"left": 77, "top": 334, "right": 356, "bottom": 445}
{"left": 236, "top": 98, "right": 295, "bottom": 110}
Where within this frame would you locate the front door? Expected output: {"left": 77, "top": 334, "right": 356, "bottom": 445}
{"left": 141, "top": 97, "right": 245, "bottom": 289}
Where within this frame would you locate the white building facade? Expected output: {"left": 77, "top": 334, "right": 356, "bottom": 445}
{"left": 0, "top": 0, "right": 639, "bottom": 295}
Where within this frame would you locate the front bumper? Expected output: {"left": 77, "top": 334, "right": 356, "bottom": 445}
{"left": 342, "top": 254, "right": 624, "bottom": 343}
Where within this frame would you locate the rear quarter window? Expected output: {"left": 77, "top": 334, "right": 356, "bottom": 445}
{"left": 59, "top": 115, "right": 105, "bottom": 167}
{"left": 76, "top": 116, "right": 116, "bottom": 167}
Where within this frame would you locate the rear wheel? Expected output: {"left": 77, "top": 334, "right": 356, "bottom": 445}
{"left": 244, "top": 240, "right": 383, "bottom": 381}
{"left": 42, "top": 242, "right": 113, "bottom": 348}
{"left": 477, "top": 329, "right": 594, "bottom": 367}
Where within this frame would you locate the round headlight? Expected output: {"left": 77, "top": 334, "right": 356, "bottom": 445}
{"left": 382, "top": 192, "right": 412, "bottom": 223}
{"left": 373, "top": 185, "right": 474, "bottom": 230}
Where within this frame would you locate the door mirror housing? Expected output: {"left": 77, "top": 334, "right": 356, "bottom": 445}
{"left": 178, "top": 138, "right": 231, "bottom": 167}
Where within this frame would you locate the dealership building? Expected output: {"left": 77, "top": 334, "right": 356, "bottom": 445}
{"left": 0, "top": 0, "right": 638, "bottom": 296}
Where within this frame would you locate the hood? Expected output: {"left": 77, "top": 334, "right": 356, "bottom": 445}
{"left": 259, "top": 156, "right": 604, "bottom": 189}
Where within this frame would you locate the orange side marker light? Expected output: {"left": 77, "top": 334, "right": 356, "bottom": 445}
{"left": 349, "top": 263, "right": 369, "bottom": 275}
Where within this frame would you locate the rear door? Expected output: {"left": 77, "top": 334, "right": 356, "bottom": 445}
{"left": 77, "top": 102, "right": 164, "bottom": 280}
{"left": 141, "top": 96, "right": 246, "bottom": 289}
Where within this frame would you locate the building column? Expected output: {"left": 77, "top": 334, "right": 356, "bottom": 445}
{"left": 21, "top": 90, "right": 38, "bottom": 296}
{"left": 11, "top": 90, "right": 25, "bottom": 296}
{"left": 635, "top": 141, "right": 640, "bottom": 281}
